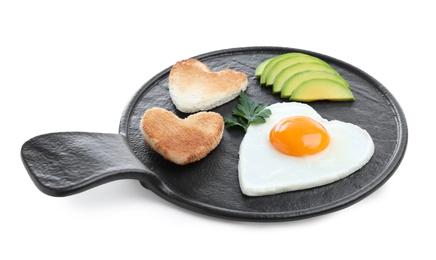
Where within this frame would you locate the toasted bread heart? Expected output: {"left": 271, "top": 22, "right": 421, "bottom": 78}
{"left": 169, "top": 59, "right": 248, "bottom": 113}
{"left": 140, "top": 107, "right": 224, "bottom": 165}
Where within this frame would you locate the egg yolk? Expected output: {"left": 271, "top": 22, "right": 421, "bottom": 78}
{"left": 269, "top": 116, "right": 330, "bottom": 157}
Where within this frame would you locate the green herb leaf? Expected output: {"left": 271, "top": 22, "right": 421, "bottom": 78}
{"left": 224, "top": 91, "right": 271, "bottom": 132}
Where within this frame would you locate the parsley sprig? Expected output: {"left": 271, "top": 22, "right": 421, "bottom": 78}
{"left": 224, "top": 91, "right": 271, "bottom": 132}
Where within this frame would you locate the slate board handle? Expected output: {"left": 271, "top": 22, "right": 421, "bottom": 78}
{"left": 21, "top": 132, "right": 159, "bottom": 197}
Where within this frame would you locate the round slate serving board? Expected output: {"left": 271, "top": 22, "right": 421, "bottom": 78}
{"left": 22, "top": 46, "right": 408, "bottom": 221}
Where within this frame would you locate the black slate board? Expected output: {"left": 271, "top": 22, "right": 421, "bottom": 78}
{"left": 22, "top": 46, "right": 408, "bottom": 221}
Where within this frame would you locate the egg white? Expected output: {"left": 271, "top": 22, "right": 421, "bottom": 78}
{"left": 238, "top": 102, "right": 375, "bottom": 196}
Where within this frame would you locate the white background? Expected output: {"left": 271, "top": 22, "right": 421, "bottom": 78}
{"left": 1, "top": 1, "right": 433, "bottom": 259}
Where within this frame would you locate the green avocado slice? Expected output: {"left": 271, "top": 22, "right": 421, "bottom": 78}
{"left": 290, "top": 78, "right": 355, "bottom": 102}
{"left": 281, "top": 70, "right": 349, "bottom": 98}
{"left": 255, "top": 58, "right": 274, "bottom": 78}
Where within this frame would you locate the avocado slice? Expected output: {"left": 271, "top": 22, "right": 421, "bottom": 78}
{"left": 255, "top": 58, "right": 274, "bottom": 78}
{"left": 273, "top": 62, "right": 338, "bottom": 94}
{"left": 265, "top": 55, "right": 329, "bottom": 86}
{"left": 259, "top": 53, "right": 300, "bottom": 85}
{"left": 290, "top": 78, "right": 355, "bottom": 102}
{"left": 281, "top": 70, "right": 349, "bottom": 98}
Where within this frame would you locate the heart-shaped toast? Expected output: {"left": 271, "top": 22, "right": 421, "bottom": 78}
{"left": 169, "top": 59, "right": 248, "bottom": 113}
{"left": 140, "top": 107, "right": 224, "bottom": 165}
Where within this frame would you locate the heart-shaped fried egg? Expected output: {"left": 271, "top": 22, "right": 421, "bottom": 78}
{"left": 238, "top": 102, "right": 374, "bottom": 196}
